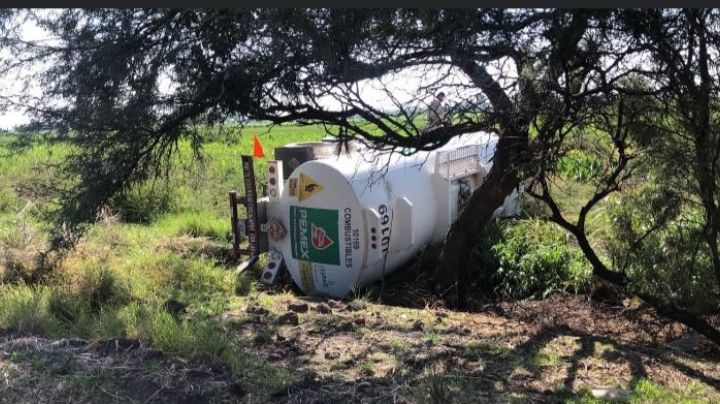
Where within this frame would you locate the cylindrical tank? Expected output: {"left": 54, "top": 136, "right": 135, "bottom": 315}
{"left": 265, "top": 131, "right": 501, "bottom": 297}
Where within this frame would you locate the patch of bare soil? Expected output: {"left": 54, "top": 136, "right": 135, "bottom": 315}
{"left": 230, "top": 293, "right": 720, "bottom": 403}
{"left": 0, "top": 335, "right": 243, "bottom": 403}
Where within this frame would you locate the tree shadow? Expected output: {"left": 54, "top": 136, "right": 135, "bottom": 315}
{"left": 252, "top": 258, "right": 720, "bottom": 400}
{"left": 265, "top": 320, "right": 720, "bottom": 402}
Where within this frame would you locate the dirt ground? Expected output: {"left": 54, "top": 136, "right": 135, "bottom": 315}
{"left": 2, "top": 292, "right": 719, "bottom": 403}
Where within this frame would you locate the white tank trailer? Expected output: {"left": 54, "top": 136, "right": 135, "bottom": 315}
{"left": 228, "top": 131, "right": 521, "bottom": 298}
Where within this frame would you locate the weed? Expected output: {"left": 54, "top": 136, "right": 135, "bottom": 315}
{"left": 255, "top": 293, "right": 275, "bottom": 310}
{"left": 77, "top": 267, "right": 130, "bottom": 311}
{"left": 389, "top": 338, "right": 409, "bottom": 352}
{"left": 358, "top": 361, "right": 375, "bottom": 376}
{"left": 69, "top": 374, "right": 95, "bottom": 389}
{"left": 348, "top": 285, "right": 373, "bottom": 302}
{"left": 424, "top": 331, "right": 440, "bottom": 345}
{"left": 410, "top": 370, "right": 484, "bottom": 404}
{"left": 462, "top": 341, "right": 514, "bottom": 361}
{"left": 235, "top": 273, "right": 257, "bottom": 296}
{"left": 565, "top": 379, "right": 712, "bottom": 403}
{"left": 0, "top": 285, "right": 62, "bottom": 336}
{"left": 146, "top": 310, "right": 231, "bottom": 360}
{"left": 156, "top": 212, "right": 229, "bottom": 242}
{"left": 96, "top": 306, "right": 128, "bottom": 338}
{"left": 47, "top": 291, "right": 92, "bottom": 331}
{"left": 630, "top": 378, "right": 708, "bottom": 403}
{"left": 557, "top": 149, "right": 604, "bottom": 182}
{"left": 110, "top": 182, "right": 178, "bottom": 224}
{"left": 533, "top": 351, "right": 564, "bottom": 367}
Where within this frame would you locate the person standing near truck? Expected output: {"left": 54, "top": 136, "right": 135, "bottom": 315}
{"left": 425, "top": 92, "right": 446, "bottom": 130}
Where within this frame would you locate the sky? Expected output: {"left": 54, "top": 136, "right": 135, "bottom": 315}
{"left": 0, "top": 16, "right": 489, "bottom": 131}
{"left": 0, "top": 18, "right": 53, "bottom": 130}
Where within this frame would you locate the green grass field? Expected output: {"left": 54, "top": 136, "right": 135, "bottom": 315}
{"left": 1, "top": 125, "right": 719, "bottom": 402}
{"left": 0, "top": 124, "right": 326, "bottom": 400}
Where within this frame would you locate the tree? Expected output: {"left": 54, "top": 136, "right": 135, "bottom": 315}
{"left": 621, "top": 9, "right": 720, "bottom": 291}
{"left": 16, "top": 9, "right": 593, "bottom": 264}
{"left": 523, "top": 9, "right": 720, "bottom": 343}
{"left": 5, "top": 9, "right": 720, "bottom": 343}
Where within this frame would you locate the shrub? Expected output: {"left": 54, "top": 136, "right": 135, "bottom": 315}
{"left": 0, "top": 285, "right": 62, "bottom": 335}
{"left": 470, "top": 220, "right": 504, "bottom": 293}
{"left": 0, "top": 186, "right": 21, "bottom": 213}
{"left": 47, "top": 291, "right": 95, "bottom": 337}
{"left": 607, "top": 184, "right": 720, "bottom": 314}
{"left": 474, "top": 219, "right": 592, "bottom": 299}
{"left": 235, "top": 273, "right": 257, "bottom": 296}
{"left": 166, "top": 257, "right": 235, "bottom": 314}
{"left": 76, "top": 267, "right": 130, "bottom": 311}
{"left": 556, "top": 150, "right": 603, "bottom": 182}
{"left": 109, "top": 182, "right": 178, "bottom": 223}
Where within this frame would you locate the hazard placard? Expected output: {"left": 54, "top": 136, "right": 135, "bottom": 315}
{"left": 298, "top": 172, "right": 324, "bottom": 202}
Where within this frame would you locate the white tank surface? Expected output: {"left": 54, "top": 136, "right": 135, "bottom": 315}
{"left": 254, "top": 131, "right": 518, "bottom": 298}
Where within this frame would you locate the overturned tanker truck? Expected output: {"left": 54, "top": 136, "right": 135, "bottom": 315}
{"left": 228, "top": 131, "right": 521, "bottom": 298}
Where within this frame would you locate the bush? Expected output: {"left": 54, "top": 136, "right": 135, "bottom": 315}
{"left": 76, "top": 267, "right": 131, "bottom": 311}
{"left": 473, "top": 219, "right": 592, "bottom": 299}
{"left": 110, "top": 182, "right": 179, "bottom": 223}
{"left": 166, "top": 256, "right": 235, "bottom": 314}
{"left": 470, "top": 221, "right": 504, "bottom": 294}
{"left": 0, "top": 186, "right": 21, "bottom": 213}
{"left": 0, "top": 285, "right": 63, "bottom": 335}
{"left": 556, "top": 150, "right": 603, "bottom": 182}
{"left": 235, "top": 273, "right": 257, "bottom": 296}
{"left": 607, "top": 184, "right": 720, "bottom": 314}
{"left": 47, "top": 291, "right": 96, "bottom": 337}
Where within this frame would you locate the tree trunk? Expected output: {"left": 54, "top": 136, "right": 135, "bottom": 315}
{"left": 707, "top": 232, "right": 720, "bottom": 292}
{"left": 435, "top": 133, "right": 527, "bottom": 307}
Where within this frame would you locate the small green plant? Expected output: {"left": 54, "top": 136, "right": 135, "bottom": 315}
{"left": 235, "top": 273, "right": 256, "bottom": 296}
{"left": 557, "top": 150, "right": 604, "bottom": 182}
{"left": 0, "top": 186, "right": 21, "bottom": 213}
{"left": 462, "top": 341, "right": 514, "bottom": 361}
{"left": 110, "top": 182, "right": 178, "bottom": 223}
{"left": 533, "top": 351, "right": 563, "bottom": 367}
{"left": 424, "top": 331, "right": 440, "bottom": 345}
{"left": 146, "top": 310, "right": 230, "bottom": 360}
{"left": 358, "top": 361, "right": 375, "bottom": 376}
{"left": 0, "top": 285, "right": 62, "bottom": 336}
{"left": 47, "top": 292, "right": 89, "bottom": 324}
{"left": 389, "top": 338, "right": 409, "bottom": 352}
{"left": 77, "top": 267, "right": 130, "bottom": 311}
{"left": 411, "top": 370, "right": 484, "bottom": 404}
{"left": 157, "top": 212, "right": 229, "bottom": 241}
{"left": 492, "top": 219, "right": 592, "bottom": 299}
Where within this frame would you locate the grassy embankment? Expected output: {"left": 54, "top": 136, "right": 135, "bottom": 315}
{"left": 1, "top": 125, "right": 718, "bottom": 402}
{"left": 0, "top": 125, "right": 326, "bottom": 399}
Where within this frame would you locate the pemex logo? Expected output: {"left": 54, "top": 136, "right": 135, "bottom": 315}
{"left": 311, "top": 223, "right": 334, "bottom": 250}
{"left": 290, "top": 206, "right": 340, "bottom": 265}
